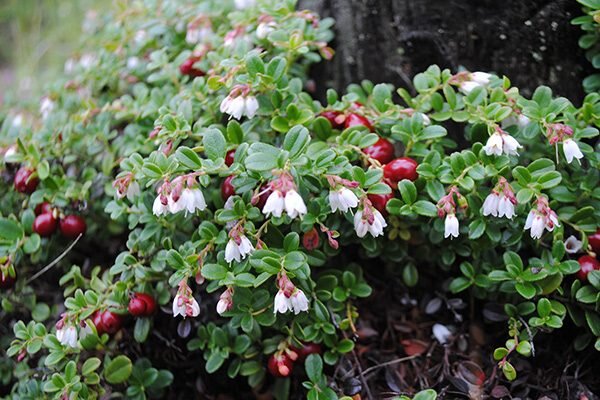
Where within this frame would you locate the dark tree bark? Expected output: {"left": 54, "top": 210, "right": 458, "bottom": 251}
{"left": 300, "top": 0, "right": 593, "bottom": 102}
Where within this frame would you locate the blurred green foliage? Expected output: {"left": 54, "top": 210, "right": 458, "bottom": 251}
{"left": 0, "top": 0, "right": 108, "bottom": 102}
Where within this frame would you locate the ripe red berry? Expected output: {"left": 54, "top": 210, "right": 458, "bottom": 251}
{"left": 128, "top": 292, "right": 157, "bottom": 317}
{"left": 267, "top": 353, "right": 294, "bottom": 378}
{"left": 293, "top": 342, "right": 322, "bottom": 362}
{"left": 576, "top": 255, "right": 600, "bottom": 282}
{"left": 0, "top": 271, "right": 16, "bottom": 289}
{"left": 92, "top": 310, "right": 122, "bottom": 335}
{"left": 364, "top": 137, "right": 395, "bottom": 164}
{"left": 589, "top": 229, "right": 600, "bottom": 253}
{"left": 14, "top": 167, "right": 39, "bottom": 194}
{"left": 225, "top": 149, "right": 236, "bottom": 167}
{"left": 344, "top": 113, "right": 373, "bottom": 131}
{"left": 302, "top": 228, "right": 320, "bottom": 250}
{"left": 367, "top": 193, "right": 394, "bottom": 216}
{"left": 383, "top": 157, "right": 419, "bottom": 182}
{"left": 320, "top": 110, "right": 344, "bottom": 129}
{"left": 34, "top": 202, "right": 53, "bottom": 216}
{"left": 179, "top": 56, "right": 205, "bottom": 77}
{"left": 59, "top": 215, "right": 87, "bottom": 238}
{"left": 33, "top": 213, "right": 58, "bottom": 237}
{"left": 221, "top": 175, "right": 236, "bottom": 201}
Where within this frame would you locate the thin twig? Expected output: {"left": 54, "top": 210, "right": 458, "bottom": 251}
{"left": 361, "top": 354, "right": 420, "bottom": 377}
{"left": 26, "top": 234, "right": 82, "bottom": 284}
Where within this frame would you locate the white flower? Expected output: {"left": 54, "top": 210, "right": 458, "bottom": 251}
{"left": 220, "top": 95, "right": 259, "bottom": 120}
{"left": 482, "top": 193, "right": 500, "bottom": 217}
{"left": 263, "top": 190, "right": 285, "bottom": 218}
{"left": 172, "top": 294, "right": 200, "bottom": 318}
{"left": 444, "top": 214, "right": 459, "bottom": 239}
{"left": 186, "top": 27, "right": 212, "bottom": 44}
{"left": 152, "top": 196, "right": 169, "bottom": 216}
{"left": 168, "top": 188, "right": 207, "bottom": 215}
{"left": 329, "top": 188, "right": 359, "bottom": 212}
{"left": 419, "top": 112, "right": 431, "bottom": 126}
{"left": 564, "top": 235, "right": 583, "bottom": 254}
{"left": 256, "top": 22, "right": 276, "bottom": 39}
{"left": 502, "top": 133, "right": 522, "bottom": 156}
{"left": 483, "top": 132, "right": 504, "bottom": 156}
{"left": 273, "top": 290, "right": 292, "bottom": 314}
{"left": 79, "top": 321, "right": 93, "bottom": 340}
{"left": 64, "top": 58, "right": 76, "bottom": 74}
{"left": 216, "top": 298, "right": 229, "bottom": 315}
{"left": 354, "top": 208, "right": 387, "bottom": 238}
{"left": 524, "top": 210, "right": 546, "bottom": 240}
{"left": 127, "top": 56, "right": 140, "bottom": 69}
{"left": 134, "top": 30, "right": 148, "bottom": 45}
{"left": 40, "top": 97, "right": 55, "bottom": 120}
{"left": 470, "top": 72, "right": 492, "bottom": 85}
{"left": 244, "top": 96, "right": 259, "bottom": 119}
{"left": 79, "top": 54, "right": 95, "bottom": 70}
{"left": 562, "top": 139, "right": 584, "bottom": 164}
{"left": 501, "top": 114, "right": 530, "bottom": 129}
{"left": 497, "top": 195, "right": 516, "bottom": 219}
{"left": 459, "top": 81, "right": 482, "bottom": 94}
{"left": 225, "top": 235, "right": 254, "bottom": 263}
{"left": 284, "top": 189, "right": 307, "bottom": 218}
{"left": 432, "top": 323, "right": 452, "bottom": 344}
{"left": 56, "top": 326, "right": 78, "bottom": 349}
{"left": 234, "top": 0, "right": 255, "bottom": 9}
{"left": 289, "top": 290, "right": 309, "bottom": 314}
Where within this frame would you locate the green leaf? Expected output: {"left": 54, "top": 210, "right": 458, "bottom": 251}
{"left": 226, "top": 120, "right": 244, "bottom": 144}
{"left": 205, "top": 351, "right": 226, "bottom": 373}
{"left": 413, "top": 389, "right": 438, "bottom": 400}
{"left": 0, "top": 218, "right": 24, "bottom": 241}
{"left": 202, "top": 264, "right": 228, "bottom": 280}
{"left": 412, "top": 200, "right": 437, "bottom": 217}
{"left": 134, "top": 318, "right": 151, "bottom": 343}
{"left": 515, "top": 282, "right": 536, "bottom": 299}
{"left": 176, "top": 147, "right": 203, "bottom": 169}
{"left": 282, "top": 125, "right": 310, "bottom": 159}
{"left": 245, "top": 53, "right": 265, "bottom": 77}
{"left": 537, "top": 171, "right": 562, "bottom": 189}
{"left": 468, "top": 219, "right": 486, "bottom": 239}
{"left": 104, "top": 355, "right": 133, "bottom": 384}
{"left": 82, "top": 358, "right": 102, "bottom": 376}
{"left": 203, "top": 129, "right": 227, "bottom": 161}
{"left": 305, "top": 354, "right": 323, "bottom": 383}
{"left": 398, "top": 180, "right": 417, "bottom": 204}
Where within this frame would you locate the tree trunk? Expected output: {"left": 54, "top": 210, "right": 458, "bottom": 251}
{"left": 300, "top": 0, "right": 592, "bottom": 102}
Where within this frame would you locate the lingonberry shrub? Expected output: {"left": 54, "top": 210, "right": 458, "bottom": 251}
{"left": 0, "top": 0, "right": 598, "bottom": 398}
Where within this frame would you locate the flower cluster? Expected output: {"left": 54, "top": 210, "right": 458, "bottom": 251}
{"left": 524, "top": 196, "right": 560, "bottom": 240}
{"left": 273, "top": 271, "right": 309, "bottom": 315}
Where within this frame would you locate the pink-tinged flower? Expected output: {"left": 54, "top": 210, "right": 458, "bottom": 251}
{"left": 225, "top": 234, "right": 254, "bottom": 263}
{"left": 262, "top": 172, "right": 307, "bottom": 219}
{"left": 152, "top": 195, "right": 169, "bottom": 216}
{"left": 273, "top": 271, "right": 309, "bottom": 315}
{"left": 284, "top": 189, "right": 307, "bottom": 218}
{"left": 40, "top": 97, "right": 55, "bottom": 120}
{"left": 353, "top": 206, "right": 387, "bottom": 238}
{"left": 289, "top": 290, "right": 310, "bottom": 314}
{"left": 256, "top": 22, "right": 276, "bottom": 39}
{"left": 172, "top": 280, "right": 200, "bottom": 318}
{"left": 216, "top": 287, "right": 234, "bottom": 315}
{"left": 482, "top": 177, "right": 517, "bottom": 219}
{"left": 444, "top": 214, "right": 459, "bottom": 239}
{"left": 168, "top": 188, "right": 207, "bottom": 215}
{"left": 329, "top": 187, "right": 359, "bottom": 212}
{"left": 562, "top": 139, "right": 583, "bottom": 164}
{"left": 114, "top": 173, "right": 141, "bottom": 201}
{"left": 56, "top": 324, "right": 78, "bottom": 349}
{"left": 220, "top": 88, "right": 259, "bottom": 120}
{"left": 483, "top": 130, "right": 522, "bottom": 156}
{"left": 564, "top": 235, "right": 582, "bottom": 254}
{"left": 263, "top": 190, "right": 285, "bottom": 217}
{"left": 524, "top": 196, "right": 560, "bottom": 240}
{"left": 470, "top": 72, "right": 492, "bottom": 85}
{"left": 482, "top": 192, "right": 500, "bottom": 217}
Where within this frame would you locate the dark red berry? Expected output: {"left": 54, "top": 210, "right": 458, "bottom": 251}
{"left": 320, "top": 110, "right": 344, "bottom": 129}
{"left": 344, "top": 113, "right": 373, "bottom": 131}
{"left": 0, "top": 271, "right": 16, "bottom": 289}
{"left": 302, "top": 228, "right": 320, "bottom": 250}
{"left": 368, "top": 193, "right": 394, "bottom": 216}
{"left": 221, "top": 175, "right": 236, "bottom": 201}
{"left": 589, "top": 229, "right": 600, "bottom": 253}
{"left": 92, "top": 310, "right": 122, "bottom": 335}
{"left": 577, "top": 255, "right": 600, "bottom": 282}
{"left": 33, "top": 213, "right": 58, "bottom": 237}
{"left": 128, "top": 293, "right": 157, "bottom": 317}
{"left": 179, "top": 56, "right": 205, "bottom": 77}
{"left": 293, "top": 342, "right": 322, "bottom": 363}
{"left": 34, "top": 202, "right": 53, "bottom": 216}
{"left": 364, "top": 137, "right": 395, "bottom": 164}
{"left": 383, "top": 157, "right": 419, "bottom": 183}
{"left": 225, "top": 149, "right": 236, "bottom": 167}
{"left": 267, "top": 353, "right": 294, "bottom": 378}
{"left": 14, "top": 167, "right": 39, "bottom": 194}
{"left": 59, "top": 215, "right": 87, "bottom": 238}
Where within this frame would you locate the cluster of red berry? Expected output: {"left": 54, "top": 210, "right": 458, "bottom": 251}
{"left": 221, "top": 149, "right": 237, "bottom": 201}
{"left": 91, "top": 292, "right": 157, "bottom": 336}
{"left": 577, "top": 230, "right": 600, "bottom": 281}
{"left": 267, "top": 342, "right": 322, "bottom": 378}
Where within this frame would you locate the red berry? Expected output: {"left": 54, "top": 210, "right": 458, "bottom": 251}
{"left": 302, "top": 228, "right": 320, "bottom": 250}
{"left": 576, "top": 255, "right": 600, "bottom": 282}
{"left": 254, "top": 185, "right": 271, "bottom": 209}
{"left": 344, "top": 113, "right": 373, "bottom": 131}
{"left": 0, "top": 271, "right": 16, "bottom": 289}
{"left": 92, "top": 310, "right": 122, "bottom": 335}
{"left": 128, "top": 292, "right": 157, "bottom": 317}
{"left": 34, "top": 202, "right": 53, "bottom": 216}
{"left": 14, "top": 167, "right": 39, "bottom": 194}
{"left": 33, "top": 213, "right": 58, "bottom": 237}
{"left": 179, "top": 56, "right": 205, "bottom": 77}
{"left": 320, "top": 110, "right": 344, "bottom": 129}
{"left": 225, "top": 149, "right": 236, "bottom": 167}
{"left": 364, "top": 137, "right": 395, "bottom": 164}
{"left": 368, "top": 193, "right": 394, "bottom": 216}
{"left": 293, "top": 342, "right": 322, "bottom": 363}
{"left": 589, "top": 229, "right": 600, "bottom": 253}
{"left": 383, "top": 157, "right": 419, "bottom": 182}
{"left": 267, "top": 353, "right": 294, "bottom": 378}
{"left": 221, "top": 175, "right": 236, "bottom": 201}
{"left": 59, "top": 215, "right": 87, "bottom": 238}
